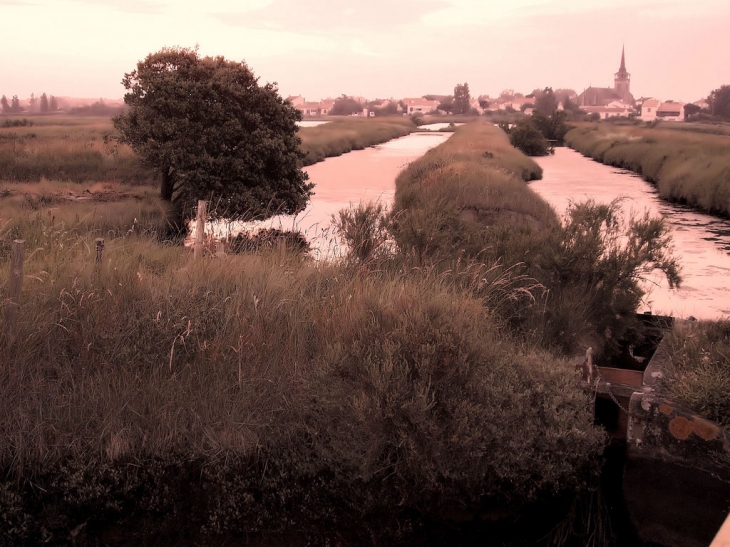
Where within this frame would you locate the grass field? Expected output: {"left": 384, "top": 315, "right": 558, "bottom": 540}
{"left": 0, "top": 117, "right": 614, "bottom": 545}
{"left": 0, "top": 115, "right": 418, "bottom": 189}
{"left": 565, "top": 122, "right": 730, "bottom": 217}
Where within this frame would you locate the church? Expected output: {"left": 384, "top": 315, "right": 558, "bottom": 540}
{"left": 577, "top": 47, "right": 635, "bottom": 107}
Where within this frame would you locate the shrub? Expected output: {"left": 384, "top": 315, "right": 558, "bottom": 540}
{"left": 508, "top": 120, "right": 551, "bottom": 156}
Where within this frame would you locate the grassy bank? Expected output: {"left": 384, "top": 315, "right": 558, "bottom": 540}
{"left": 0, "top": 116, "right": 416, "bottom": 187}
{"left": 565, "top": 123, "right": 730, "bottom": 217}
{"left": 390, "top": 119, "right": 680, "bottom": 358}
{"left": 0, "top": 121, "right": 611, "bottom": 544}
{"left": 298, "top": 117, "right": 415, "bottom": 165}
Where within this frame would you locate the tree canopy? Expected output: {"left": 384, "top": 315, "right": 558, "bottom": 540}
{"left": 452, "top": 82, "right": 471, "bottom": 115}
{"left": 330, "top": 95, "right": 364, "bottom": 116}
{"left": 709, "top": 84, "right": 730, "bottom": 120}
{"left": 113, "top": 47, "right": 313, "bottom": 220}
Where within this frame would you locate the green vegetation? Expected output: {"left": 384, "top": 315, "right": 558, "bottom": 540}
{"left": 391, "top": 120, "right": 680, "bottom": 358}
{"left": 0, "top": 118, "right": 686, "bottom": 544}
{"left": 0, "top": 116, "right": 154, "bottom": 185}
{"left": 565, "top": 123, "right": 730, "bottom": 217}
{"left": 114, "top": 47, "right": 312, "bottom": 220}
{"left": 298, "top": 117, "right": 415, "bottom": 164}
{"left": 0, "top": 193, "right": 606, "bottom": 544}
{"left": 0, "top": 116, "right": 416, "bottom": 190}
{"left": 664, "top": 320, "right": 730, "bottom": 427}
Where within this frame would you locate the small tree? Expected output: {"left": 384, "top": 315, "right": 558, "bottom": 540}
{"left": 114, "top": 47, "right": 313, "bottom": 220}
{"left": 437, "top": 96, "right": 454, "bottom": 114}
{"left": 452, "top": 82, "right": 471, "bottom": 115}
{"left": 508, "top": 120, "right": 550, "bottom": 156}
{"left": 40, "top": 93, "right": 49, "bottom": 113}
{"left": 10, "top": 95, "right": 21, "bottom": 113}
{"left": 28, "top": 93, "right": 37, "bottom": 112}
{"left": 535, "top": 87, "right": 558, "bottom": 116}
{"left": 49, "top": 95, "right": 58, "bottom": 111}
{"left": 330, "top": 95, "right": 364, "bottom": 116}
{"left": 0, "top": 95, "right": 9, "bottom": 113}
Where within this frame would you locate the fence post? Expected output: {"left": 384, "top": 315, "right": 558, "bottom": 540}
{"left": 3, "top": 239, "right": 25, "bottom": 340}
{"left": 194, "top": 200, "right": 207, "bottom": 260}
{"left": 94, "top": 238, "right": 104, "bottom": 281}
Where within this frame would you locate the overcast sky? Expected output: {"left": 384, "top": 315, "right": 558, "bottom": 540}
{"left": 2, "top": 0, "right": 728, "bottom": 103}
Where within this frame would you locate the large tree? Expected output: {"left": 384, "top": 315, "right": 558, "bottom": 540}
{"left": 0, "top": 95, "right": 9, "bottom": 114}
{"left": 113, "top": 47, "right": 313, "bottom": 220}
{"left": 40, "top": 93, "right": 49, "bottom": 113}
{"left": 452, "top": 82, "right": 471, "bottom": 115}
{"left": 708, "top": 84, "right": 730, "bottom": 120}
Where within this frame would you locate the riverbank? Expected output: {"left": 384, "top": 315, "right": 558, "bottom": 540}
{"left": 565, "top": 122, "right": 730, "bottom": 217}
{"left": 0, "top": 120, "right": 610, "bottom": 545}
{"left": 0, "top": 115, "right": 416, "bottom": 185}
{"left": 299, "top": 117, "right": 416, "bottom": 165}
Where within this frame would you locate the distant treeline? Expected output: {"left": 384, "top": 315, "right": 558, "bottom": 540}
{"left": 1, "top": 93, "right": 124, "bottom": 116}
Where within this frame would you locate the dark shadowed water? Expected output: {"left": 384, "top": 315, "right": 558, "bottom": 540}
{"left": 532, "top": 147, "right": 730, "bottom": 320}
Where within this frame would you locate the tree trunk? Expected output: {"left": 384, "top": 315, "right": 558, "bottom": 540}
{"left": 161, "top": 169, "right": 174, "bottom": 201}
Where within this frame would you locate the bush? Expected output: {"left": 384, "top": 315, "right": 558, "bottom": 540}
{"left": 508, "top": 120, "right": 551, "bottom": 156}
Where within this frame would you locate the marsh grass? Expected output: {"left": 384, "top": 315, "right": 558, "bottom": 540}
{"left": 0, "top": 116, "right": 154, "bottom": 185}
{"left": 298, "top": 117, "right": 416, "bottom": 165}
{"left": 0, "top": 156, "right": 608, "bottom": 542}
{"left": 566, "top": 123, "right": 730, "bottom": 217}
{"left": 664, "top": 320, "right": 730, "bottom": 426}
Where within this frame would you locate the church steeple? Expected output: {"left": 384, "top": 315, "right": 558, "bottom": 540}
{"left": 619, "top": 45, "right": 627, "bottom": 73}
{"left": 614, "top": 45, "right": 631, "bottom": 103}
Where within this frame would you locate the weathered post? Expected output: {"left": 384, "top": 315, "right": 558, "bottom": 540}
{"left": 194, "top": 200, "right": 207, "bottom": 260}
{"left": 3, "top": 239, "right": 25, "bottom": 340}
{"left": 94, "top": 238, "right": 104, "bottom": 281}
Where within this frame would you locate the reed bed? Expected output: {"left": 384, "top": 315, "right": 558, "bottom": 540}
{"left": 0, "top": 116, "right": 417, "bottom": 190}
{"left": 0, "top": 123, "right": 609, "bottom": 544}
{"left": 298, "top": 117, "right": 416, "bottom": 165}
{"left": 565, "top": 123, "right": 730, "bottom": 217}
{"left": 390, "top": 120, "right": 681, "bottom": 359}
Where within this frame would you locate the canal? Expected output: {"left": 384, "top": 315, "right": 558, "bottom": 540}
{"left": 532, "top": 147, "right": 730, "bottom": 320}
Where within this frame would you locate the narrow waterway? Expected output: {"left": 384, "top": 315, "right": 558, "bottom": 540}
{"left": 217, "top": 132, "right": 449, "bottom": 259}
{"left": 532, "top": 147, "right": 730, "bottom": 320}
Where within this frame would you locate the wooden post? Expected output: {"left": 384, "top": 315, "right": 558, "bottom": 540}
{"left": 3, "top": 239, "right": 25, "bottom": 340}
{"left": 194, "top": 200, "right": 207, "bottom": 259}
{"left": 94, "top": 238, "right": 104, "bottom": 280}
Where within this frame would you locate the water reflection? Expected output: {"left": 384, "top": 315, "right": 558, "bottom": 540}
{"left": 532, "top": 148, "right": 730, "bottom": 320}
{"left": 212, "top": 132, "right": 450, "bottom": 260}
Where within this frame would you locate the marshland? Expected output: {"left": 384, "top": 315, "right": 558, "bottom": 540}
{"left": 0, "top": 113, "right": 727, "bottom": 545}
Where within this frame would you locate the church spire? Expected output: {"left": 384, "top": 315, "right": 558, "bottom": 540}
{"left": 619, "top": 44, "right": 627, "bottom": 73}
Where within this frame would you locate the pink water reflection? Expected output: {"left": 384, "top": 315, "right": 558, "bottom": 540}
{"left": 532, "top": 148, "right": 730, "bottom": 320}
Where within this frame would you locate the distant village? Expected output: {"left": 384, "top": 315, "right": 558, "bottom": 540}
{"left": 1, "top": 48, "right": 711, "bottom": 122}
{"left": 286, "top": 47, "right": 708, "bottom": 123}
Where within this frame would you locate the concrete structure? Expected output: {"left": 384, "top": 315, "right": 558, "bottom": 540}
{"left": 640, "top": 98, "right": 661, "bottom": 121}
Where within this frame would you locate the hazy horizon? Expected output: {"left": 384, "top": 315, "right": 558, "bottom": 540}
{"left": 3, "top": 0, "right": 729, "bottom": 104}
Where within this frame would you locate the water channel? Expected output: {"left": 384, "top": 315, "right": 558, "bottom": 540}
{"left": 218, "top": 131, "right": 449, "bottom": 259}
{"left": 532, "top": 147, "right": 730, "bottom": 320}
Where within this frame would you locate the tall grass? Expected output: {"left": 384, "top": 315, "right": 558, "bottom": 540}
{"left": 298, "top": 117, "right": 415, "bottom": 165}
{"left": 0, "top": 116, "right": 154, "bottom": 185}
{"left": 0, "top": 178, "right": 607, "bottom": 543}
{"left": 390, "top": 120, "right": 681, "bottom": 359}
{"left": 0, "top": 116, "right": 417, "bottom": 189}
{"left": 565, "top": 123, "right": 730, "bottom": 217}
{"left": 664, "top": 320, "right": 730, "bottom": 426}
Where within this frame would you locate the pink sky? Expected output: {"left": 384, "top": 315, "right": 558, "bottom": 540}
{"left": 2, "top": 0, "right": 728, "bottom": 103}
